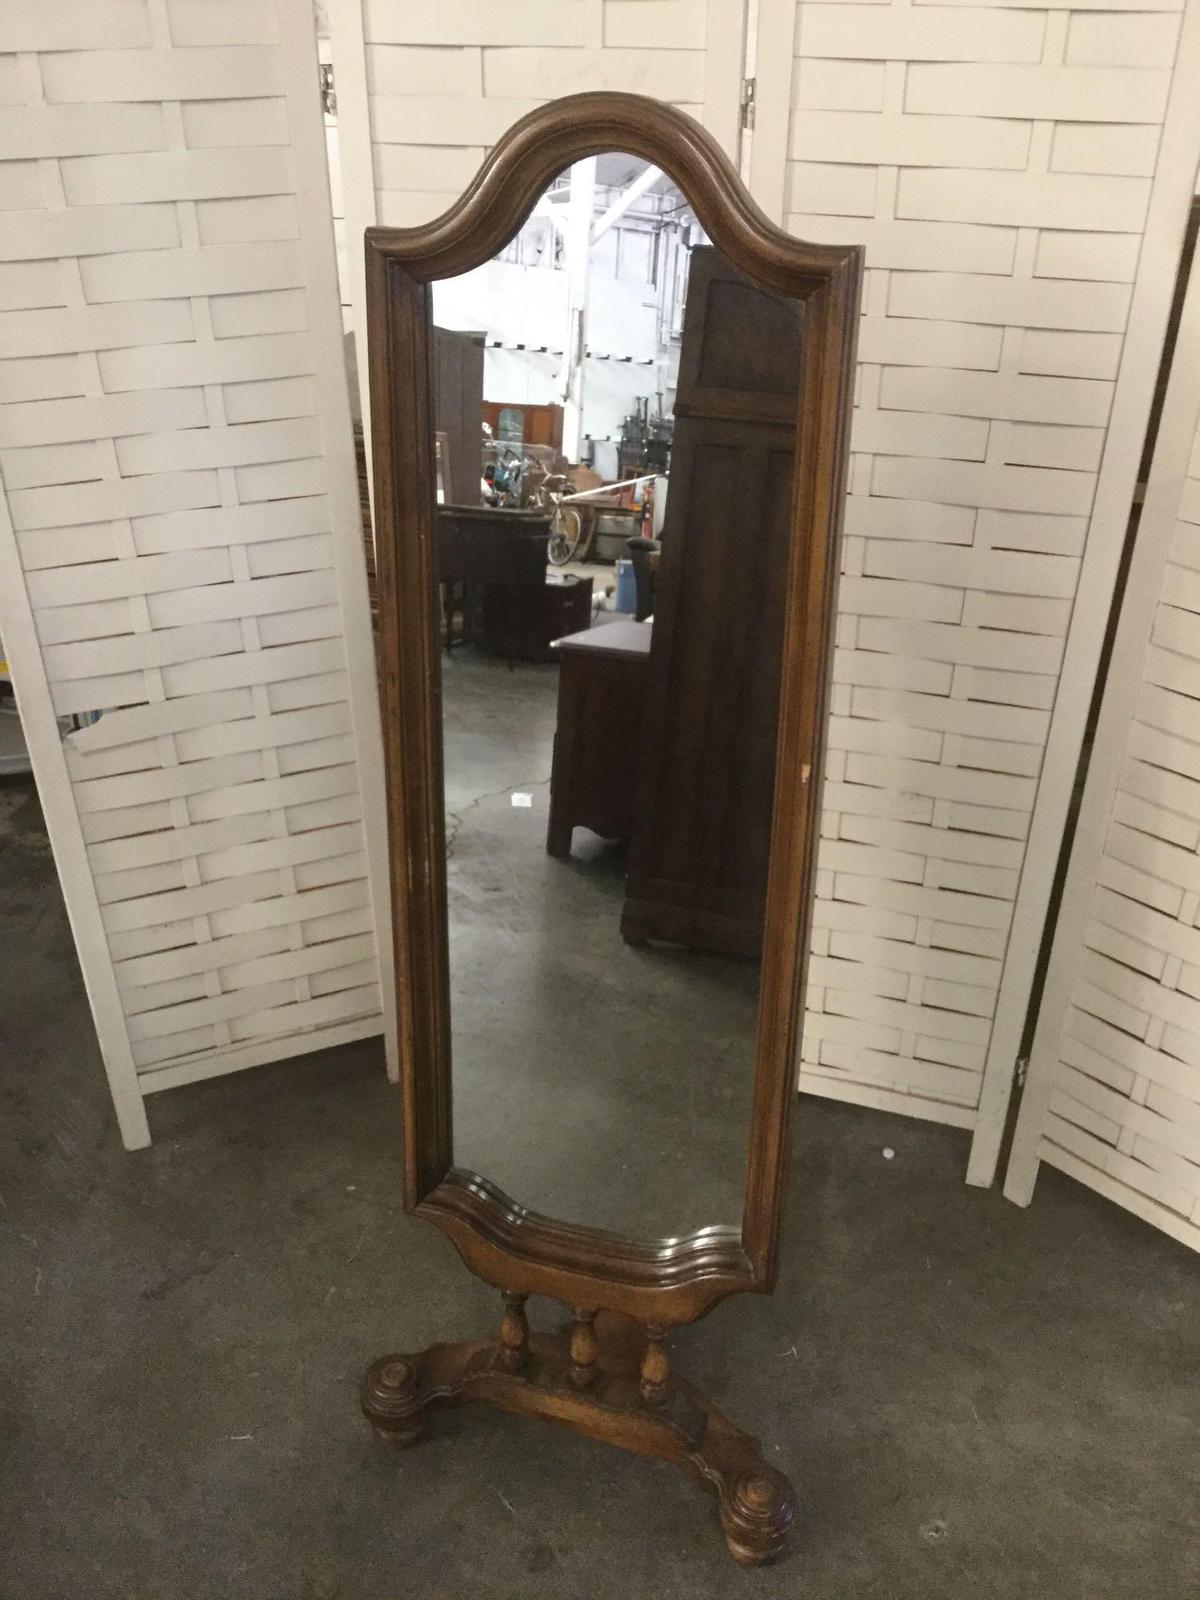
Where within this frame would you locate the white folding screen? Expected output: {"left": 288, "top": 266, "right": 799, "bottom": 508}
{"left": 1006, "top": 211, "right": 1200, "bottom": 1251}
{"left": 747, "top": 0, "right": 1200, "bottom": 1181}
{"left": 0, "top": 0, "right": 395, "bottom": 1148}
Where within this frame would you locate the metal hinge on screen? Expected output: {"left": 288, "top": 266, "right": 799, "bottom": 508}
{"left": 740, "top": 78, "right": 756, "bottom": 131}
{"left": 320, "top": 62, "right": 336, "bottom": 117}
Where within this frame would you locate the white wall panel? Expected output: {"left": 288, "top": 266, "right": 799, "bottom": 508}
{"left": 759, "top": 0, "right": 1200, "bottom": 1173}
{"left": 1006, "top": 216, "right": 1200, "bottom": 1251}
{"left": 0, "top": 0, "right": 395, "bottom": 1148}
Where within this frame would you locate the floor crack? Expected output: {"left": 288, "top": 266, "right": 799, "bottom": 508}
{"left": 445, "top": 774, "right": 551, "bottom": 859}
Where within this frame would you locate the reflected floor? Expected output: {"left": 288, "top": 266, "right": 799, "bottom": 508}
{"left": 443, "top": 647, "right": 757, "bottom": 1242}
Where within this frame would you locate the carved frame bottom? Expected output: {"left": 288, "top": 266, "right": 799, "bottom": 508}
{"left": 362, "top": 1309, "right": 796, "bottom": 1565}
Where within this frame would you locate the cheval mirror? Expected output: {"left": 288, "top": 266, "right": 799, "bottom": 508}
{"left": 360, "top": 92, "right": 861, "bottom": 1564}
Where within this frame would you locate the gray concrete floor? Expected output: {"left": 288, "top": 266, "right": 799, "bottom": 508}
{"left": 442, "top": 650, "right": 755, "bottom": 1239}
{"left": 2, "top": 679, "right": 1199, "bottom": 1596}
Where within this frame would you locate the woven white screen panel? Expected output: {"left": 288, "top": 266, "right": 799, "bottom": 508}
{"left": 1007, "top": 218, "right": 1200, "bottom": 1251}
{"left": 0, "top": 0, "right": 388, "bottom": 1143}
{"left": 778, "top": 0, "right": 1200, "bottom": 1166}
{"left": 361, "top": 0, "right": 711, "bottom": 229}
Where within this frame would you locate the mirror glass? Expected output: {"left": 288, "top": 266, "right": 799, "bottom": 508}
{"left": 427, "top": 156, "right": 805, "bottom": 1241}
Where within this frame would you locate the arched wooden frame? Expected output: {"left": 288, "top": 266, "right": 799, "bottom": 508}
{"left": 367, "top": 93, "right": 861, "bottom": 1330}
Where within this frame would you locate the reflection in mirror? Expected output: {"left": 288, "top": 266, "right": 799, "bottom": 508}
{"left": 428, "top": 156, "right": 805, "bottom": 1242}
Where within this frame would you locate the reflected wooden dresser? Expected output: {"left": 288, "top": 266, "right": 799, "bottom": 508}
{"left": 546, "top": 621, "right": 651, "bottom": 859}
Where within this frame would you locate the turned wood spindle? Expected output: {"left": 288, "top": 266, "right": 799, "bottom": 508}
{"left": 498, "top": 1291, "right": 530, "bottom": 1372}
{"left": 568, "top": 1308, "right": 598, "bottom": 1388}
{"left": 640, "top": 1324, "right": 669, "bottom": 1407}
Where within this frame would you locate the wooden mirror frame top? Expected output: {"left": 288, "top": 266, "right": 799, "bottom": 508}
{"left": 367, "top": 92, "right": 862, "bottom": 1329}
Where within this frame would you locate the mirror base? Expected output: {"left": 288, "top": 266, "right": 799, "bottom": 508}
{"left": 361, "top": 1310, "right": 796, "bottom": 1564}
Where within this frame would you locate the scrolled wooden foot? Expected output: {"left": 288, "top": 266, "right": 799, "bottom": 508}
{"left": 361, "top": 1355, "right": 424, "bottom": 1448}
{"left": 718, "top": 1467, "right": 797, "bottom": 1566}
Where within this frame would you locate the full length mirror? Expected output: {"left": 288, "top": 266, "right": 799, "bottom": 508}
{"left": 427, "top": 156, "right": 805, "bottom": 1242}
{"left": 364, "top": 95, "right": 860, "bottom": 1561}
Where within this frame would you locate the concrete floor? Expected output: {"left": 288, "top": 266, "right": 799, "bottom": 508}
{"left": 3, "top": 676, "right": 1199, "bottom": 1596}
{"left": 441, "top": 649, "right": 755, "bottom": 1238}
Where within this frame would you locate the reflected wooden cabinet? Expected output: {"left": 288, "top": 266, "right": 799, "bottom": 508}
{"left": 622, "top": 247, "right": 804, "bottom": 959}
{"left": 361, "top": 92, "right": 861, "bottom": 1564}
{"left": 546, "top": 619, "right": 651, "bottom": 858}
